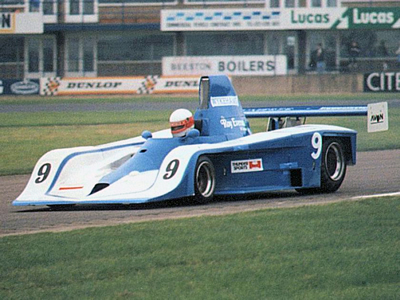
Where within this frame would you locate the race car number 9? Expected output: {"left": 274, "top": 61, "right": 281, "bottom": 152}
{"left": 311, "top": 133, "right": 322, "bottom": 160}
{"left": 163, "top": 159, "right": 179, "bottom": 180}
{"left": 35, "top": 163, "right": 51, "bottom": 183}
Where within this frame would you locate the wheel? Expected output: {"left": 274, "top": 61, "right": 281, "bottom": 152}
{"left": 193, "top": 156, "right": 216, "bottom": 204}
{"left": 320, "top": 139, "right": 347, "bottom": 193}
{"left": 296, "top": 138, "right": 347, "bottom": 194}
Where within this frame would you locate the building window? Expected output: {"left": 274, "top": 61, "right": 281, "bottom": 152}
{"left": 98, "top": 34, "right": 174, "bottom": 62}
{"left": 268, "top": 0, "right": 311, "bottom": 8}
{"left": 43, "top": 0, "right": 55, "bottom": 15}
{"left": 340, "top": 30, "right": 400, "bottom": 58}
{"left": 65, "top": 36, "right": 96, "bottom": 75}
{"left": 270, "top": 0, "right": 280, "bottom": 7}
{"left": 68, "top": 38, "right": 80, "bottom": 72}
{"left": 83, "top": 39, "right": 94, "bottom": 72}
{"left": 311, "top": 0, "right": 322, "bottom": 7}
{"left": 84, "top": 0, "right": 94, "bottom": 15}
{"left": 99, "top": 0, "right": 176, "bottom": 3}
{"left": 43, "top": 39, "right": 54, "bottom": 73}
{"left": 25, "top": 37, "right": 56, "bottom": 77}
{"left": 29, "top": 0, "right": 41, "bottom": 12}
{"left": 0, "top": 38, "right": 24, "bottom": 63}
{"left": 70, "top": 0, "right": 80, "bottom": 15}
{"left": 327, "top": 0, "right": 337, "bottom": 7}
{"left": 186, "top": 33, "right": 264, "bottom": 56}
{"left": 285, "top": 0, "right": 295, "bottom": 8}
{"left": 183, "top": 0, "right": 262, "bottom": 3}
{"left": 28, "top": 39, "right": 40, "bottom": 73}
{"left": 65, "top": 0, "right": 98, "bottom": 23}
{"left": 308, "top": 31, "right": 338, "bottom": 71}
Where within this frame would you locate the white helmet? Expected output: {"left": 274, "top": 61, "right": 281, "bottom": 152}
{"left": 169, "top": 109, "right": 194, "bottom": 137}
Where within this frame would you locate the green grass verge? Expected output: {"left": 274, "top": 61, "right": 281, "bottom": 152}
{"left": 0, "top": 93, "right": 398, "bottom": 105}
{"left": 0, "top": 111, "right": 166, "bottom": 127}
{"left": 1, "top": 197, "right": 399, "bottom": 299}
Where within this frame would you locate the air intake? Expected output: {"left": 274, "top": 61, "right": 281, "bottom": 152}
{"left": 90, "top": 183, "right": 109, "bottom": 195}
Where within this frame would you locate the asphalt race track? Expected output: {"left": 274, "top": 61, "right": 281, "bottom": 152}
{"left": 1, "top": 149, "right": 399, "bottom": 237}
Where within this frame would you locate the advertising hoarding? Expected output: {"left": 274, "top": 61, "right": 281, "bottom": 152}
{"left": 163, "top": 56, "right": 287, "bottom": 76}
{"left": 161, "top": 7, "right": 400, "bottom": 31}
{"left": 40, "top": 76, "right": 200, "bottom": 96}
{"left": 364, "top": 72, "right": 400, "bottom": 93}
{"left": 0, "top": 12, "right": 43, "bottom": 34}
{"left": 0, "top": 79, "right": 40, "bottom": 95}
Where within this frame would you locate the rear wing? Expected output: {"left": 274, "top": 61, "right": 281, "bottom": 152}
{"left": 243, "top": 102, "right": 388, "bottom": 133}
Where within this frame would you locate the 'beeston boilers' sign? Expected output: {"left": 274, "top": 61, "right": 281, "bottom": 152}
{"left": 364, "top": 72, "right": 400, "bottom": 92}
{"left": 163, "top": 55, "right": 287, "bottom": 76}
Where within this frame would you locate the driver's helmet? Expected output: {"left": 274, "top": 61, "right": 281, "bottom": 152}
{"left": 169, "top": 109, "right": 194, "bottom": 137}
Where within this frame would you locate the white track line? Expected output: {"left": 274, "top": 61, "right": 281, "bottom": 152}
{"left": 352, "top": 191, "right": 400, "bottom": 200}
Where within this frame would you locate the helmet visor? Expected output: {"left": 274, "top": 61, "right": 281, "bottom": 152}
{"left": 170, "top": 117, "right": 194, "bottom": 135}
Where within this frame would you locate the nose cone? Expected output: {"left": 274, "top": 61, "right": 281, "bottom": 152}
{"left": 88, "top": 170, "right": 159, "bottom": 199}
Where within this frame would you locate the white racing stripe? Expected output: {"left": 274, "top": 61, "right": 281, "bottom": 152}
{"left": 352, "top": 191, "right": 400, "bottom": 200}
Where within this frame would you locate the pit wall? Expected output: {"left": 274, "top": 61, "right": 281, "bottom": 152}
{"left": 232, "top": 74, "right": 364, "bottom": 95}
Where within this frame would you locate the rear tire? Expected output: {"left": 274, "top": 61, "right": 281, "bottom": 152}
{"left": 320, "top": 139, "right": 347, "bottom": 193}
{"left": 193, "top": 156, "right": 216, "bottom": 204}
{"left": 297, "top": 138, "right": 347, "bottom": 194}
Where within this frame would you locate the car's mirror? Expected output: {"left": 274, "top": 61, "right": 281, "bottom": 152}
{"left": 141, "top": 130, "right": 152, "bottom": 140}
{"left": 185, "top": 129, "right": 200, "bottom": 140}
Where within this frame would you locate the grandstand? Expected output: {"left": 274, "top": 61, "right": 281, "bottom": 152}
{"left": 0, "top": 0, "right": 399, "bottom": 79}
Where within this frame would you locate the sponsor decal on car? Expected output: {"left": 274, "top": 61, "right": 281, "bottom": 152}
{"left": 231, "top": 159, "right": 263, "bottom": 173}
{"left": 211, "top": 96, "right": 239, "bottom": 107}
{"left": 220, "top": 117, "right": 246, "bottom": 129}
{"left": 367, "top": 102, "right": 389, "bottom": 132}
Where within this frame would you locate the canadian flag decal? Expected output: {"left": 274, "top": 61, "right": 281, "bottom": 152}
{"left": 231, "top": 159, "right": 263, "bottom": 173}
{"left": 249, "top": 160, "right": 262, "bottom": 169}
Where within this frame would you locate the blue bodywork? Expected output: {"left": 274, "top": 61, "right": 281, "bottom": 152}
{"left": 13, "top": 75, "right": 358, "bottom": 206}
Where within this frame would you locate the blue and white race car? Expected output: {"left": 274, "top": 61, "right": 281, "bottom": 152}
{"left": 13, "top": 75, "right": 386, "bottom": 207}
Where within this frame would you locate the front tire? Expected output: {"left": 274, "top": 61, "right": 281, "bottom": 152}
{"left": 193, "top": 156, "right": 216, "bottom": 204}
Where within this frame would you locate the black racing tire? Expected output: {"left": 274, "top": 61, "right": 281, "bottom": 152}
{"left": 297, "top": 138, "right": 347, "bottom": 194}
{"left": 319, "top": 139, "right": 347, "bottom": 193}
{"left": 193, "top": 156, "right": 216, "bottom": 204}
